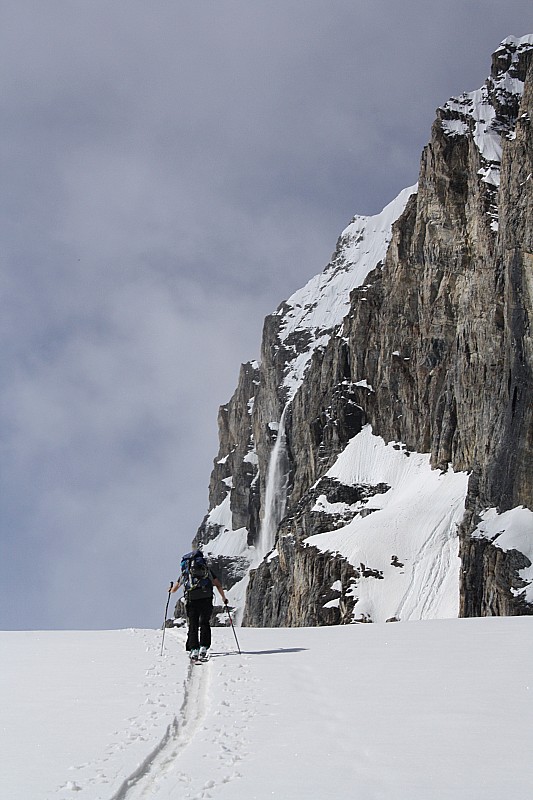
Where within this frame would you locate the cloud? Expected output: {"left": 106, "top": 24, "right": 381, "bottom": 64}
{"left": 1, "top": 0, "right": 531, "bottom": 628}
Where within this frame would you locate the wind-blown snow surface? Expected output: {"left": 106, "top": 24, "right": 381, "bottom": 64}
{"left": 306, "top": 425, "right": 469, "bottom": 622}
{"left": 2, "top": 621, "right": 532, "bottom": 800}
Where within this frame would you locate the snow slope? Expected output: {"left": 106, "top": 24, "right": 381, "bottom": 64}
{"left": 2, "top": 620, "right": 532, "bottom": 800}
{"left": 276, "top": 185, "right": 417, "bottom": 398}
{"left": 305, "top": 425, "right": 470, "bottom": 622}
{"left": 0, "top": 630, "right": 189, "bottom": 799}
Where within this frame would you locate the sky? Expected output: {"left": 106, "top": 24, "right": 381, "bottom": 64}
{"left": 1, "top": 0, "right": 532, "bottom": 630}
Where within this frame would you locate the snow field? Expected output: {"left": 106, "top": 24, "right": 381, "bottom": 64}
{"left": 2, "top": 618, "right": 532, "bottom": 800}
{"left": 0, "top": 629, "right": 189, "bottom": 799}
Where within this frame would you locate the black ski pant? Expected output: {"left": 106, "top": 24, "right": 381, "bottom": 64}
{"left": 186, "top": 597, "right": 213, "bottom": 650}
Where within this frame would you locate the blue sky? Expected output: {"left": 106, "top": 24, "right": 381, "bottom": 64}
{"left": 1, "top": 0, "right": 531, "bottom": 629}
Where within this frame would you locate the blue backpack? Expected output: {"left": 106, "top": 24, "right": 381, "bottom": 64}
{"left": 180, "top": 550, "right": 213, "bottom": 599}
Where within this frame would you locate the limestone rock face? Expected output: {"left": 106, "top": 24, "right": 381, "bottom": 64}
{"left": 195, "top": 360, "right": 260, "bottom": 550}
{"left": 460, "top": 532, "right": 532, "bottom": 617}
{"left": 195, "top": 36, "right": 533, "bottom": 624}
{"left": 242, "top": 536, "right": 358, "bottom": 627}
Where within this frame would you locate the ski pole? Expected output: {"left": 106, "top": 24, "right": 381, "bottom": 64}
{"left": 160, "top": 581, "right": 173, "bottom": 656}
{"left": 224, "top": 601, "right": 241, "bottom": 655}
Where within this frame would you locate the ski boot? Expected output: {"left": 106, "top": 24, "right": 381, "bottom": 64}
{"left": 199, "top": 646, "right": 209, "bottom": 662}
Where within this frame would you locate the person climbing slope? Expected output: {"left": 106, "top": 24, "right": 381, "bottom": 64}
{"left": 170, "top": 550, "right": 228, "bottom": 661}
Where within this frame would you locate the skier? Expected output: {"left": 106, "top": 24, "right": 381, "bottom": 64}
{"left": 170, "top": 550, "right": 228, "bottom": 661}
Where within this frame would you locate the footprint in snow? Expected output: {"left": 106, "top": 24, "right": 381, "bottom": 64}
{"left": 59, "top": 780, "right": 82, "bottom": 792}
{"left": 222, "top": 772, "right": 242, "bottom": 783}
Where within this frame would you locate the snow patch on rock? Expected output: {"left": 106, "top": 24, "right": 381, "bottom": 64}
{"left": 439, "top": 35, "right": 533, "bottom": 217}
{"left": 305, "top": 425, "right": 469, "bottom": 623}
{"left": 472, "top": 506, "right": 533, "bottom": 602}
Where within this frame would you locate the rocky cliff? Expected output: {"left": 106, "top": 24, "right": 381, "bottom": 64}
{"left": 193, "top": 35, "right": 533, "bottom": 626}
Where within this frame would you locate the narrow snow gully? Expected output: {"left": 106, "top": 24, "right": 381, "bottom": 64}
{"left": 108, "top": 662, "right": 210, "bottom": 800}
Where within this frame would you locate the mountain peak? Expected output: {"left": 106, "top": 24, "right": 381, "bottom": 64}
{"left": 438, "top": 35, "right": 532, "bottom": 194}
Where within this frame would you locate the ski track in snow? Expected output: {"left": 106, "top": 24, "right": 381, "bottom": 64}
{"left": 103, "top": 647, "right": 251, "bottom": 800}
{"left": 107, "top": 662, "right": 210, "bottom": 800}
{"left": 47, "top": 629, "right": 192, "bottom": 799}
{"left": 395, "top": 506, "right": 458, "bottom": 621}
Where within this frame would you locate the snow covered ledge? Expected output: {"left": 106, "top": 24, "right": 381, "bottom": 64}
{"left": 471, "top": 507, "right": 533, "bottom": 604}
